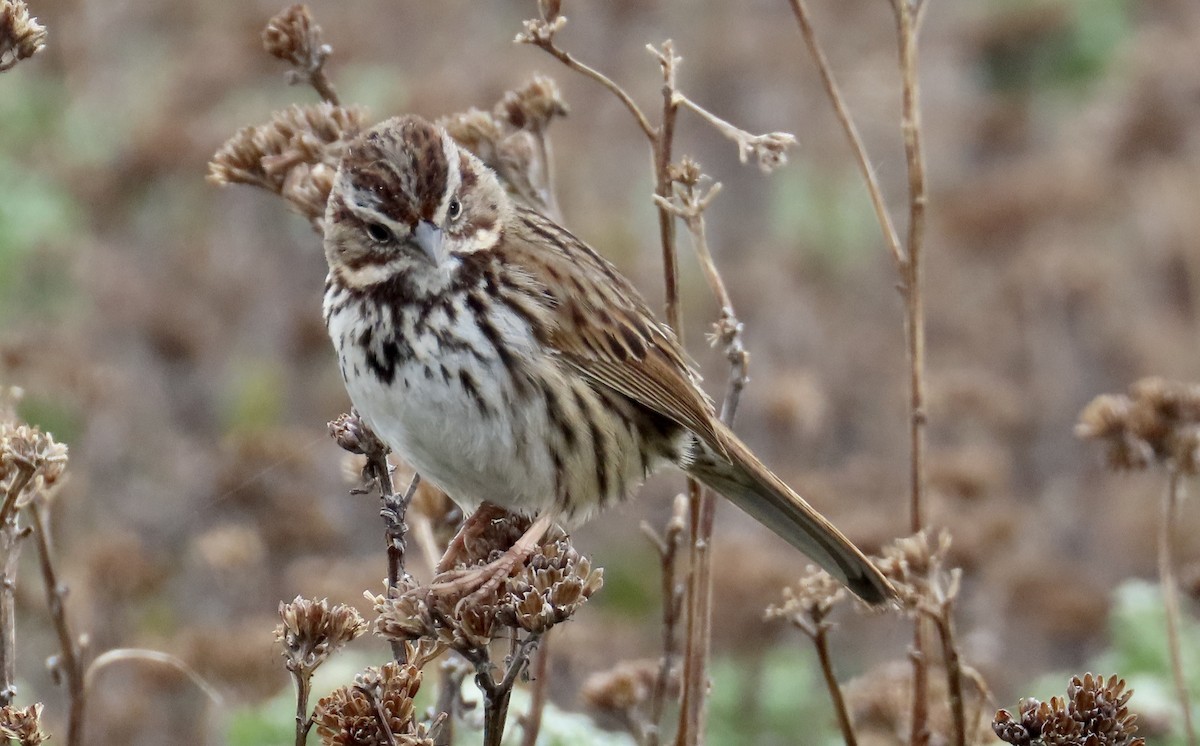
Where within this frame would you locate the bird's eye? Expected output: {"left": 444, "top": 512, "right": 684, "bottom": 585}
{"left": 447, "top": 199, "right": 462, "bottom": 221}
{"left": 365, "top": 222, "right": 394, "bottom": 243}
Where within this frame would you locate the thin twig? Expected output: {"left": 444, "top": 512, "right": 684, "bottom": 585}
{"left": 30, "top": 500, "right": 86, "bottom": 746}
{"left": 0, "top": 461, "right": 33, "bottom": 706}
{"left": 362, "top": 431, "right": 418, "bottom": 663}
{"left": 785, "top": 0, "right": 905, "bottom": 273}
{"left": 671, "top": 95, "right": 795, "bottom": 173}
{"left": 85, "top": 648, "right": 224, "bottom": 706}
{"left": 1161, "top": 467, "right": 1196, "bottom": 746}
{"left": 893, "top": 0, "right": 928, "bottom": 537}
{"left": 669, "top": 163, "right": 751, "bottom": 746}
{"left": 930, "top": 604, "right": 965, "bottom": 746}
{"left": 643, "top": 495, "right": 687, "bottom": 746}
{"left": 811, "top": 620, "right": 857, "bottom": 746}
{"left": 520, "top": 21, "right": 655, "bottom": 142}
{"left": 520, "top": 631, "right": 551, "bottom": 746}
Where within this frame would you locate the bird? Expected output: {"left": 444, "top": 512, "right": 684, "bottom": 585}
{"left": 321, "top": 114, "right": 894, "bottom": 605}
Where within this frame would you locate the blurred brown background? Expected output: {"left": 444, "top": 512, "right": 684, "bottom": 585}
{"left": 2, "top": 0, "right": 1199, "bottom": 742}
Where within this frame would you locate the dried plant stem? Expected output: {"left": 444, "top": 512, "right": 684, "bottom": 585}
{"left": 643, "top": 496, "right": 687, "bottom": 746}
{"left": 306, "top": 68, "right": 340, "bottom": 107}
{"left": 470, "top": 633, "right": 543, "bottom": 746}
{"left": 812, "top": 621, "right": 857, "bottom": 746}
{"left": 29, "top": 502, "right": 86, "bottom": 746}
{"left": 667, "top": 174, "right": 750, "bottom": 746}
{"left": 893, "top": 0, "right": 928, "bottom": 538}
{"left": 85, "top": 648, "right": 224, "bottom": 705}
{"left": 785, "top": 0, "right": 904, "bottom": 273}
{"left": 929, "top": 607, "right": 965, "bottom": 746}
{"left": 292, "top": 670, "right": 312, "bottom": 746}
{"left": 520, "top": 631, "right": 551, "bottom": 746}
{"left": 433, "top": 662, "right": 467, "bottom": 746}
{"left": 788, "top": 2, "right": 931, "bottom": 742}
{"left": 1161, "top": 467, "right": 1196, "bottom": 746}
{"left": 0, "top": 462, "right": 33, "bottom": 706}
{"left": 527, "top": 41, "right": 655, "bottom": 142}
{"left": 364, "top": 437, "right": 418, "bottom": 663}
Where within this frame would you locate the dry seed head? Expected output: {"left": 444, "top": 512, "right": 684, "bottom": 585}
{"left": 262, "top": 4, "right": 327, "bottom": 69}
{"left": 581, "top": 659, "right": 661, "bottom": 714}
{"left": 1077, "top": 378, "right": 1200, "bottom": 473}
{"left": 993, "top": 673, "right": 1143, "bottom": 746}
{"left": 669, "top": 157, "right": 704, "bottom": 189}
{"left": 328, "top": 411, "right": 374, "bottom": 456}
{"left": 741, "top": 132, "right": 796, "bottom": 174}
{"left": 501, "top": 537, "right": 604, "bottom": 633}
{"left": 208, "top": 103, "right": 367, "bottom": 225}
{"left": 0, "top": 702, "right": 49, "bottom": 745}
{"left": 373, "top": 528, "right": 601, "bottom": 650}
{"left": 0, "top": 421, "right": 68, "bottom": 497}
{"left": 514, "top": 15, "right": 567, "bottom": 46}
{"left": 275, "top": 596, "right": 366, "bottom": 676}
{"left": 0, "top": 0, "right": 46, "bottom": 73}
{"left": 765, "top": 565, "right": 845, "bottom": 633}
{"left": 874, "top": 529, "right": 957, "bottom": 613}
{"left": 494, "top": 75, "right": 568, "bottom": 132}
{"left": 313, "top": 662, "right": 431, "bottom": 746}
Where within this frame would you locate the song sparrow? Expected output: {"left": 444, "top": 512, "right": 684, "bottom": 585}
{"left": 323, "top": 115, "right": 894, "bottom": 605}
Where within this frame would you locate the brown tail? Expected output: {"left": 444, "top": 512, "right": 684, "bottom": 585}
{"left": 684, "top": 422, "right": 895, "bottom": 606}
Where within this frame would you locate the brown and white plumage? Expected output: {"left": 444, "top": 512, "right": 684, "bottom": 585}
{"left": 322, "top": 115, "right": 895, "bottom": 605}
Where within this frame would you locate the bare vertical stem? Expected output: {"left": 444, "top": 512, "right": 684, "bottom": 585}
{"left": 894, "top": 0, "right": 928, "bottom": 536}
{"left": 30, "top": 501, "right": 86, "bottom": 746}
{"left": 644, "top": 496, "right": 687, "bottom": 746}
{"left": 0, "top": 463, "right": 32, "bottom": 707}
{"left": 363, "top": 434, "right": 418, "bottom": 664}
{"left": 1161, "top": 467, "right": 1196, "bottom": 746}
{"left": 653, "top": 41, "right": 682, "bottom": 331}
{"left": 931, "top": 608, "right": 965, "bottom": 746}
{"left": 292, "top": 671, "right": 312, "bottom": 746}
{"left": 894, "top": 5, "right": 930, "bottom": 743}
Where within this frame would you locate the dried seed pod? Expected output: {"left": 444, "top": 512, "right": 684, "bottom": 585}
{"left": 275, "top": 596, "right": 366, "bottom": 676}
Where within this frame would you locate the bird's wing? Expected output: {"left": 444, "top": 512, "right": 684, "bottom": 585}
{"left": 507, "top": 208, "right": 723, "bottom": 447}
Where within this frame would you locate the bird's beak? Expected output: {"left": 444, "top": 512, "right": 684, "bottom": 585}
{"left": 411, "top": 220, "right": 445, "bottom": 266}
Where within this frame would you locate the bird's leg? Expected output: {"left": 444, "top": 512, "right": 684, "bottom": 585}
{"left": 428, "top": 513, "right": 555, "bottom": 610}
{"left": 436, "top": 502, "right": 511, "bottom": 573}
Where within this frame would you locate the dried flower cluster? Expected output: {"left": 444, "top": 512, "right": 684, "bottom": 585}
{"left": 439, "top": 75, "right": 569, "bottom": 218}
{"left": 0, "top": 702, "right": 48, "bottom": 745}
{"left": 514, "top": 4, "right": 567, "bottom": 49}
{"left": 0, "top": 0, "right": 45, "bottom": 73}
{"left": 1077, "top": 378, "right": 1200, "bottom": 473}
{"left": 765, "top": 565, "right": 846, "bottom": 634}
{"left": 372, "top": 513, "right": 602, "bottom": 654}
{"left": 994, "top": 674, "right": 1144, "bottom": 746}
{"left": 207, "top": 103, "right": 367, "bottom": 228}
{"left": 875, "top": 528, "right": 959, "bottom": 615}
{"left": 0, "top": 411, "right": 68, "bottom": 511}
{"left": 262, "top": 4, "right": 326, "bottom": 71}
{"left": 275, "top": 596, "right": 366, "bottom": 677}
{"left": 261, "top": 4, "right": 340, "bottom": 105}
{"left": 581, "top": 658, "right": 662, "bottom": 715}
{"left": 313, "top": 662, "right": 434, "bottom": 746}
